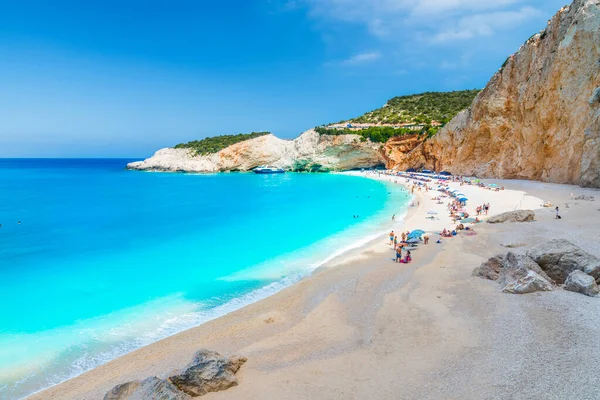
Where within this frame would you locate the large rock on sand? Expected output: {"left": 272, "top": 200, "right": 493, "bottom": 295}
{"left": 472, "top": 255, "right": 505, "bottom": 281}
{"left": 564, "top": 270, "right": 599, "bottom": 297}
{"left": 486, "top": 210, "right": 535, "bottom": 224}
{"left": 169, "top": 350, "right": 247, "bottom": 397}
{"left": 527, "top": 239, "right": 600, "bottom": 283}
{"left": 500, "top": 252, "right": 555, "bottom": 285}
{"left": 499, "top": 253, "right": 554, "bottom": 294}
{"left": 502, "top": 270, "right": 555, "bottom": 294}
{"left": 104, "top": 377, "right": 190, "bottom": 400}
{"left": 473, "top": 252, "right": 554, "bottom": 294}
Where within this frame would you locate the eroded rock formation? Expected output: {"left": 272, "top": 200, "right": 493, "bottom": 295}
{"left": 127, "top": 129, "right": 386, "bottom": 172}
{"left": 396, "top": 0, "right": 600, "bottom": 187}
{"left": 104, "top": 350, "right": 246, "bottom": 399}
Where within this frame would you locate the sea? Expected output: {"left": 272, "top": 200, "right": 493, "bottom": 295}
{"left": 0, "top": 159, "right": 410, "bottom": 399}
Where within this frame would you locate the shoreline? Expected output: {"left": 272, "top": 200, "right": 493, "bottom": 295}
{"left": 19, "top": 172, "right": 411, "bottom": 400}
{"left": 27, "top": 176, "right": 600, "bottom": 400}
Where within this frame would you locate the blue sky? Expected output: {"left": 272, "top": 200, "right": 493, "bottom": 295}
{"left": 0, "top": 0, "right": 567, "bottom": 157}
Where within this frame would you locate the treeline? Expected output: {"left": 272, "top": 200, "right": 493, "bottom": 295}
{"left": 315, "top": 126, "right": 439, "bottom": 143}
{"left": 174, "top": 132, "right": 270, "bottom": 155}
{"left": 351, "top": 89, "right": 480, "bottom": 125}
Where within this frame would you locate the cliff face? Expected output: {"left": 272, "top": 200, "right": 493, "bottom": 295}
{"left": 382, "top": 134, "right": 427, "bottom": 169}
{"left": 397, "top": 0, "right": 600, "bottom": 187}
{"left": 127, "top": 129, "right": 386, "bottom": 172}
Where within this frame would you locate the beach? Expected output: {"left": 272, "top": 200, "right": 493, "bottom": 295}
{"left": 28, "top": 175, "right": 600, "bottom": 400}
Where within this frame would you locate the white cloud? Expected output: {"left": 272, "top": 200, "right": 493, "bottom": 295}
{"left": 431, "top": 6, "right": 541, "bottom": 43}
{"left": 339, "top": 51, "right": 382, "bottom": 65}
{"left": 296, "top": 0, "right": 541, "bottom": 41}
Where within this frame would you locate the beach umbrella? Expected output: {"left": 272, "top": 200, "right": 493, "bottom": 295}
{"left": 427, "top": 210, "right": 438, "bottom": 215}
{"left": 489, "top": 183, "right": 498, "bottom": 187}
{"left": 460, "top": 217, "right": 476, "bottom": 223}
{"left": 458, "top": 197, "right": 468, "bottom": 202}
{"left": 410, "top": 229, "right": 425, "bottom": 235}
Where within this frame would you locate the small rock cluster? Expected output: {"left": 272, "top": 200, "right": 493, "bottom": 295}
{"left": 486, "top": 210, "right": 535, "bottom": 224}
{"left": 574, "top": 194, "right": 595, "bottom": 201}
{"left": 104, "top": 350, "right": 247, "bottom": 400}
{"left": 473, "top": 239, "right": 600, "bottom": 297}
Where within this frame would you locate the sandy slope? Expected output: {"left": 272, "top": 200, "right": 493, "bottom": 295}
{"left": 28, "top": 176, "right": 600, "bottom": 400}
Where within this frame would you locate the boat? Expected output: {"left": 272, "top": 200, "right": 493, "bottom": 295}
{"left": 253, "top": 165, "right": 285, "bottom": 174}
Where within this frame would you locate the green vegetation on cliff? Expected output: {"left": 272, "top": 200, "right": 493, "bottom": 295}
{"left": 351, "top": 90, "right": 480, "bottom": 125}
{"left": 174, "top": 132, "right": 270, "bottom": 155}
{"left": 315, "top": 126, "right": 438, "bottom": 143}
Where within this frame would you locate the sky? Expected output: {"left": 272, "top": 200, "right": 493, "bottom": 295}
{"left": 0, "top": 0, "right": 568, "bottom": 157}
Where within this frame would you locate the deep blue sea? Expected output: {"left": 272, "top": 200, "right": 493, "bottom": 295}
{"left": 0, "top": 159, "right": 409, "bottom": 399}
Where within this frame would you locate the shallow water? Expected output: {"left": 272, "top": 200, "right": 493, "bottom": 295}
{"left": 0, "top": 159, "right": 409, "bottom": 399}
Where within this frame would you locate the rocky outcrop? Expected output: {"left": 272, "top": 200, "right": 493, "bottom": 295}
{"left": 169, "top": 350, "right": 247, "bottom": 397}
{"left": 381, "top": 134, "right": 426, "bottom": 169}
{"left": 473, "top": 252, "right": 554, "bottom": 294}
{"left": 472, "top": 254, "right": 505, "bottom": 281}
{"left": 564, "top": 270, "right": 600, "bottom": 296}
{"left": 127, "top": 130, "right": 386, "bottom": 173}
{"left": 104, "top": 377, "right": 190, "bottom": 400}
{"left": 104, "top": 350, "right": 246, "bottom": 399}
{"left": 527, "top": 239, "right": 600, "bottom": 283}
{"left": 486, "top": 210, "right": 535, "bottom": 224}
{"left": 396, "top": 0, "right": 600, "bottom": 187}
{"left": 502, "top": 270, "right": 555, "bottom": 294}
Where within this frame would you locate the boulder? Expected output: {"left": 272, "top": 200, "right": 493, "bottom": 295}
{"left": 564, "top": 270, "right": 599, "bottom": 297}
{"left": 104, "top": 377, "right": 190, "bottom": 400}
{"left": 472, "top": 255, "right": 505, "bottom": 281}
{"left": 527, "top": 239, "right": 600, "bottom": 283}
{"left": 486, "top": 210, "right": 535, "bottom": 224}
{"left": 169, "top": 350, "right": 247, "bottom": 397}
{"left": 500, "top": 252, "right": 555, "bottom": 285}
{"left": 502, "top": 270, "right": 555, "bottom": 294}
{"left": 473, "top": 253, "right": 554, "bottom": 294}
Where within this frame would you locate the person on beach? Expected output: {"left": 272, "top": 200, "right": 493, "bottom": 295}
{"left": 394, "top": 235, "right": 398, "bottom": 248}
{"left": 389, "top": 231, "right": 395, "bottom": 245}
{"left": 395, "top": 246, "right": 402, "bottom": 263}
{"left": 392, "top": 214, "right": 395, "bottom": 221}
{"left": 555, "top": 206, "right": 561, "bottom": 219}
{"left": 424, "top": 235, "right": 429, "bottom": 244}
{"left": 401, "top": 231, "right": 408, "bottom": 242}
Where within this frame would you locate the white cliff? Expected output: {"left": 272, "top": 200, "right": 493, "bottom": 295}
{"left": 127, "top": 129, "right": 386, "bottom": 172}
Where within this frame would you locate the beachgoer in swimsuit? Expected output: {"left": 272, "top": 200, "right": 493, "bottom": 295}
{"left": 395, "top": 247, "right": 402, "bottom": 263}
{"left": 389, "top": 231, "right": 395, "bottom": 245}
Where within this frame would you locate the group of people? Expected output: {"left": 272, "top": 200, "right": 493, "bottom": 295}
{"left": 389, "top": 230, "right": 413, "bottom": 264}
{"left": 476, "top": 203, "right": 490, "bottom": 215}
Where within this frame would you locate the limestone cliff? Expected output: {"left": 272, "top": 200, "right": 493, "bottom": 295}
{"left": 396, "top": 0, "right": 600, "bottom": 187}
{"left": 127, "top": 129, "right": 386, "bottom": 172}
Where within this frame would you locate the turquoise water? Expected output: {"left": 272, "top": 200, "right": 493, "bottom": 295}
{"left": 0, "top": 159, "right": 409, "bottom": 399}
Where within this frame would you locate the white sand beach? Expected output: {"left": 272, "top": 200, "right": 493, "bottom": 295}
{"left": 28, "top": 175, "right": 600, "bottom": 400}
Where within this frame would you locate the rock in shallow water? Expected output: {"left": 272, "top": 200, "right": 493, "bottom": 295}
{"left": 564, "top": 270, "right": 599, "bottom": 297}
{"left": 169, "top": 350, "right": 247, "bottom": 397}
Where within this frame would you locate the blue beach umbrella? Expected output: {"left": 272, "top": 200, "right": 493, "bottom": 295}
{"left": 410, "top": 229, "right": 425, "bottom": 236}
{"left": 458, "top": 197, "right": 468, "bottom": 202}
{"left": 489, "top": 183, "right": 498, "bottom": 187}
